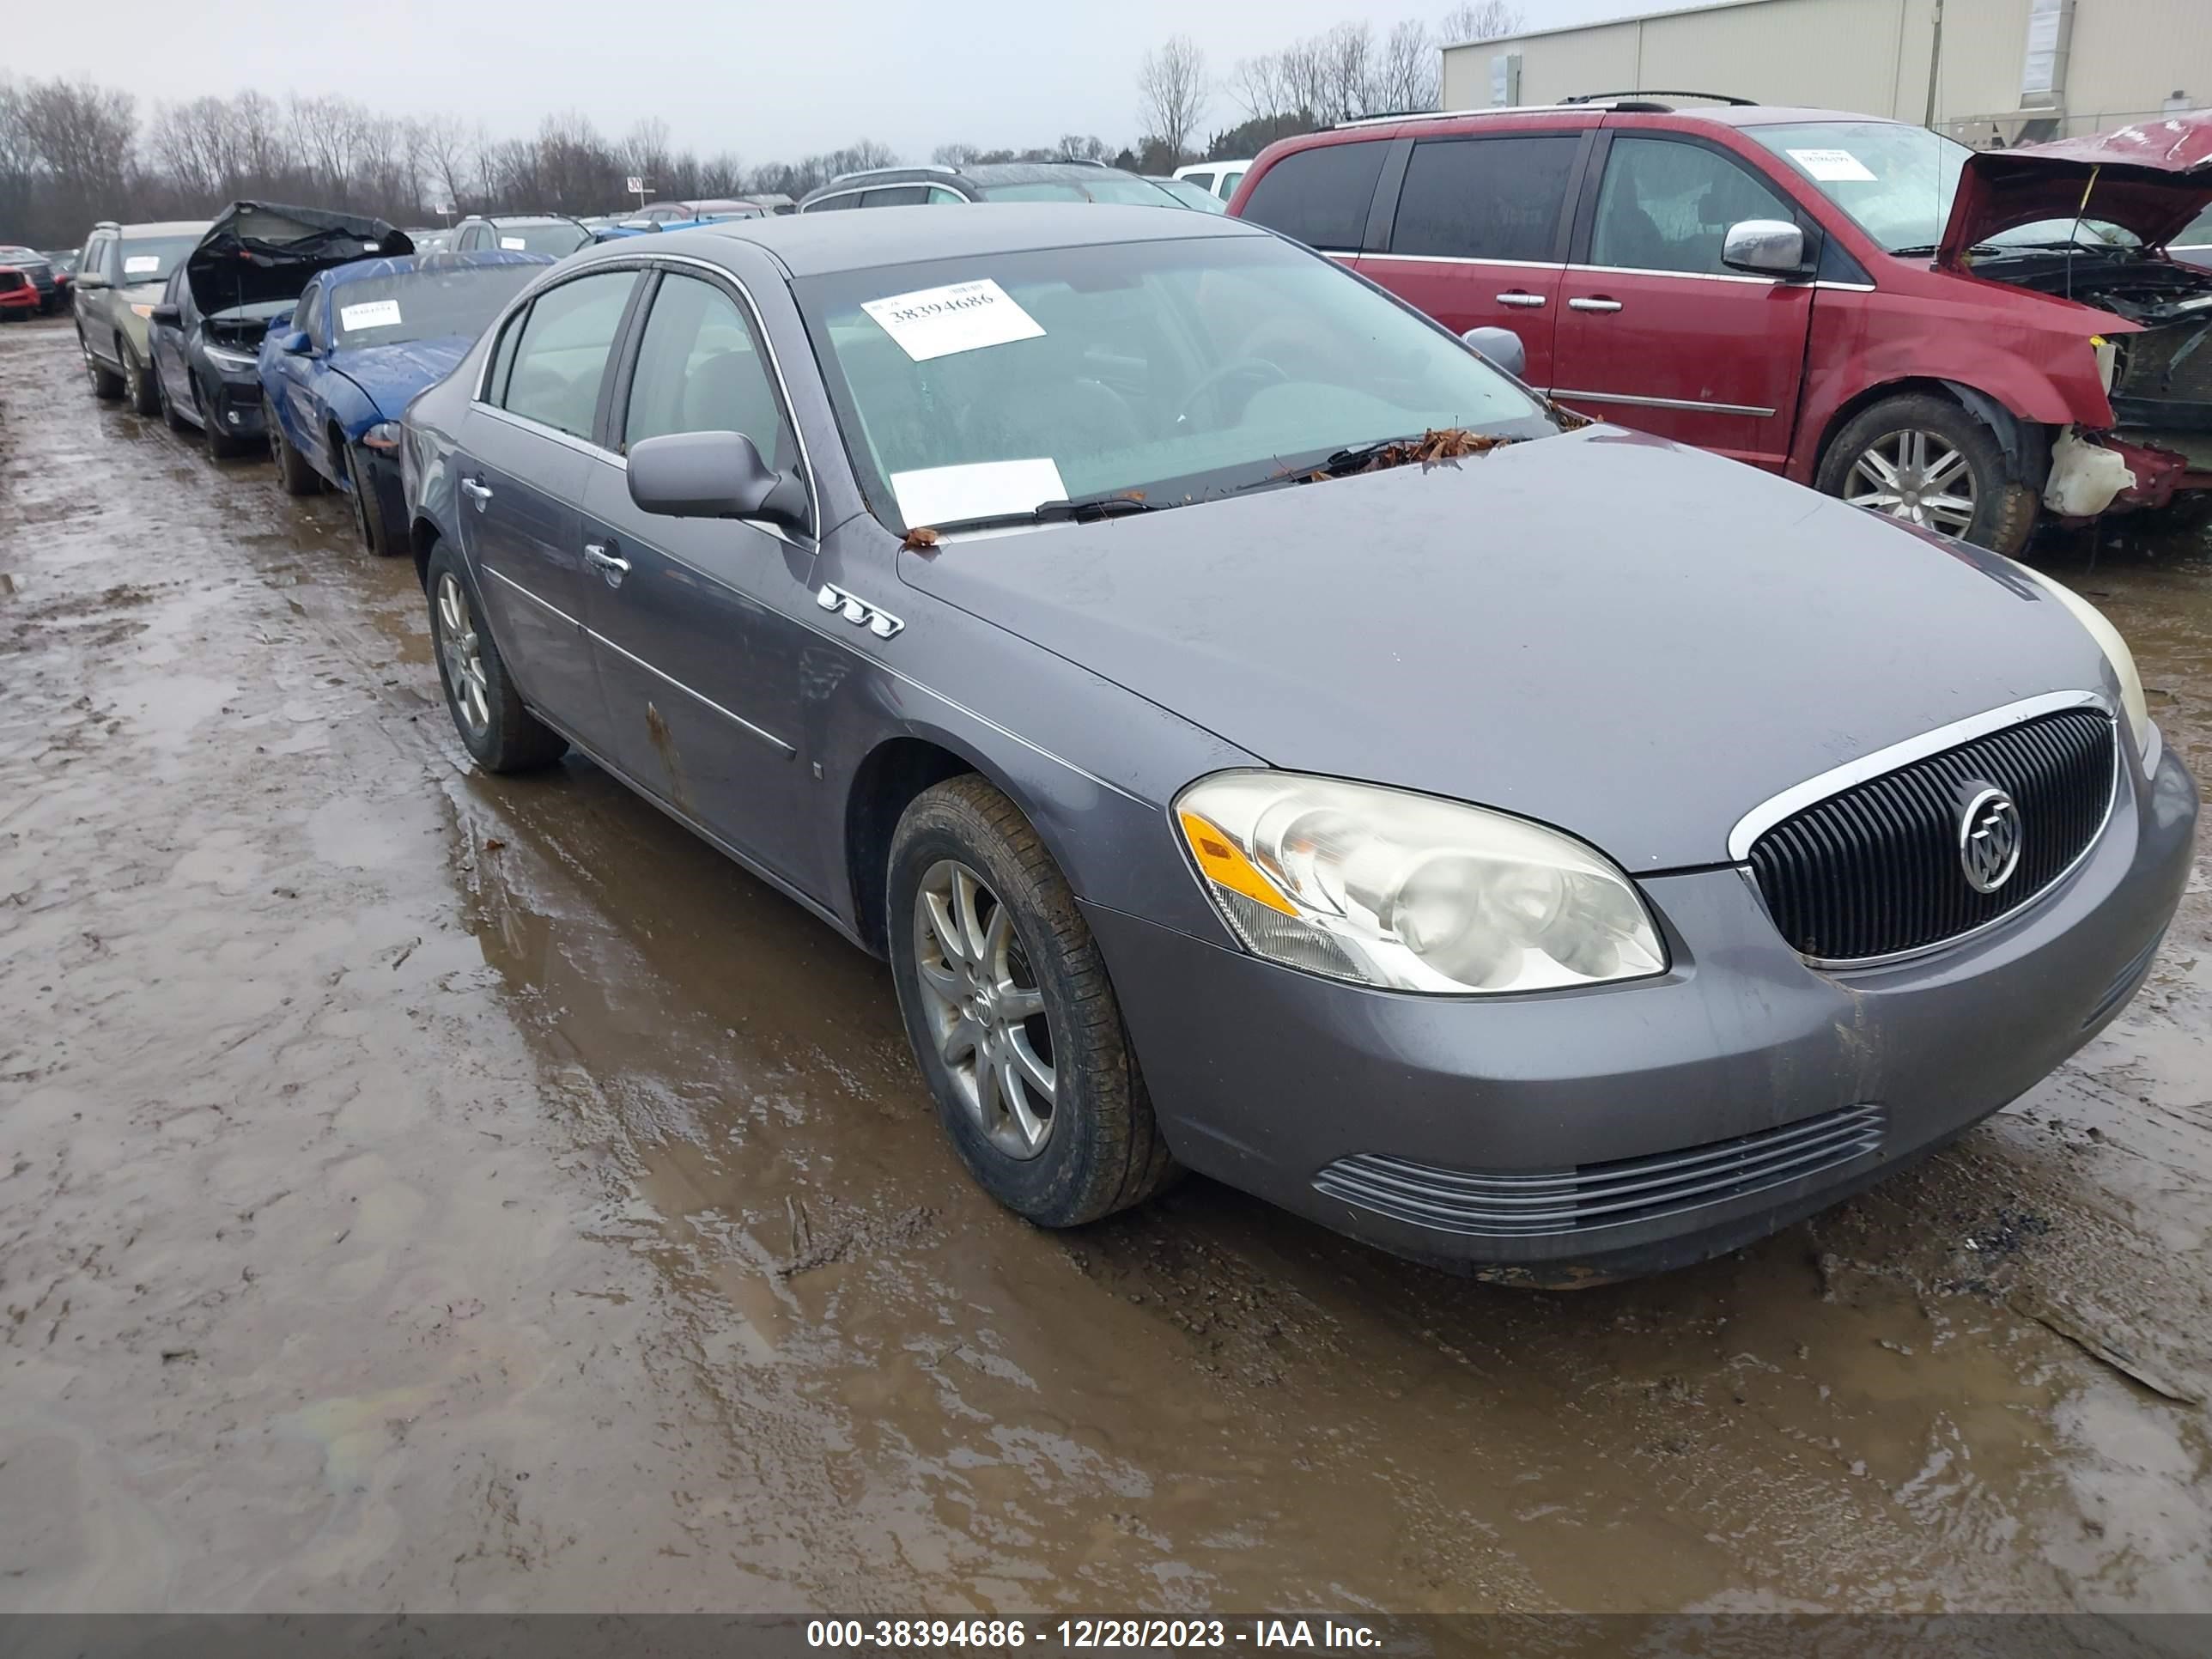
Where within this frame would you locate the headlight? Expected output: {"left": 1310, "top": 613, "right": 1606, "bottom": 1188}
{"left": 1174, "top": 772, "right": 1668, "bottom": 994}
{"left": 2029, "top": 568, "right": 2155, "bottom": 770}
{"left": 205, "top": 344, "right": 256, "bottom": 370}
{"left": 129, "top": 302, "right": 155, "bottom": 319}
{"left": 362, "top": 421, "right": 402, "bottom": 451}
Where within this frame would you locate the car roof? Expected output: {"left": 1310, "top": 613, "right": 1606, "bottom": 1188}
{"left": 472, "top": 214, "right": 580, "bottom": 227}
{"left": 322, "top": 249, "right": 555, "bottom": 290}
{"left": 627, "top": 202, "right": 1256, "bottom": 277}
{"left": 107, "top": 221, "right": 210, "bottom": 237}
{"left": 1323, "top": 102, "right": 1893, "bottom": 137}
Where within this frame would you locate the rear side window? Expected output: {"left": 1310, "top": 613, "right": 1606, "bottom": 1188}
{"left": 1184, "top": 171, "right": 1216, "bottom": 192}
{"left": 496, "top": 269, "right": 638, "bottom": 441}
{"left": 1237, "top": 141, "right": 1388, "bottom": 252}
{"left": 1589, "top": 137, "right": 1796, "bottom": 276}
{"left": 1390, "top": 136, "right": 1578, "bottom": 262}
{"left": 861, "top": 185, "right": 929, "bottom": 207}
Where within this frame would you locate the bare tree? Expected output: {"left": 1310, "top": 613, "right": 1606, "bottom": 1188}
{"left": 15, "top": 78, "right": 136, "bottom": 205}
{"left": 417, "top": 114, "right": 474, "bottom": 213}
{"left": 1227, "top": 54, "right": 1293, "bottom": 122}
{"left": 1373, "top": 20, "right": 1440, "bottom": 112}
{"left": 1136, "top": 35, "right": 1208, "bottom": 162}
{"left": 1438, "top": 1, "right": 1524, "bottom": 44}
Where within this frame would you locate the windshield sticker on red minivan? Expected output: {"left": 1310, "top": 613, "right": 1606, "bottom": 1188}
{"left": 862, "top": 279, "right": 1045, "bottom": 362}
{"left": 1788, "top": 149, "right": 1877, "bottom": 183}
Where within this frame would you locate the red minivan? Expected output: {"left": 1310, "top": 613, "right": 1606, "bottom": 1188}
{"left": 1229, "top": 99, "right": 2212, "bottom": 552}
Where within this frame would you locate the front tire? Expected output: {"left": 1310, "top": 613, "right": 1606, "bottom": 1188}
{"left": 158, "top": 366, "right": 191, "bottom": 433}
{"left": 344, "top": 441, "right": 397, "bottom": 556}
{"left": 887, "top": 775, "right": 1177, "bottom": 1228}
{"left": 270, "top": 398, "right": 323, "bottom": 495}
{"left": 425, "top": 540, "right": 568, "bottom": 773}
{"left": 1816, "top": 392, "right": 2036, "bottom": 555}
{"left": 120, "top": 337, "right": 160, "bottom": 416}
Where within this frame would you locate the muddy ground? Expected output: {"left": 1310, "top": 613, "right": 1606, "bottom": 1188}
{"left": 3, "top": 314, "right": 2210, "bottom": 1615}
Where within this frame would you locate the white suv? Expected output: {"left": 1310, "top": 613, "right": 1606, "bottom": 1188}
{"left": 1172, "top": 160, "right": 1252, "bottom": 201}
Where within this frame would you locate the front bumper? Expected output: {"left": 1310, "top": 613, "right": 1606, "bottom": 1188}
{"left": 1089, "top": 742, "right": 2197, "bottom": 1283}
{"left": 206, "top": 365, "right": 269, "bottom": 439}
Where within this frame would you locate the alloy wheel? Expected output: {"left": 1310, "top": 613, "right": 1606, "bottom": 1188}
{"left": 911, "top": 858, "right": 1057, "bottom": 1159}
{"left": 1843, "top": 428, "right": 1978, "bottom": 534}
{"left": 434, "top": 572, "right": 491, "bottom": 738}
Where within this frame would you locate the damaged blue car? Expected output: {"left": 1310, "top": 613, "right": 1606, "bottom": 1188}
{"left": 260, "top": 249, "right": 552, "bottom": 556}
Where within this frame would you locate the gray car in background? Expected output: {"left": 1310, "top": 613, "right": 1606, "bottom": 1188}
{"left": 73, "top": 219, "right": 210, "bottom": 414}
{"left": 398, "top": 206, "right": 2196, "bottom": 1283}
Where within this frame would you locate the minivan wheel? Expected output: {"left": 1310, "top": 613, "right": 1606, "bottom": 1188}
{"left": 425, "top": 541, "right": 568, "bottom": 773}
{"left": 82, "top": 331, "right": 124, "bottom": 399}
{"left": 887, "top": 775, "right": 1178, "bottom": 1227}
{"left": 1817, "top": 392, "right": 2035, "bottom": 554}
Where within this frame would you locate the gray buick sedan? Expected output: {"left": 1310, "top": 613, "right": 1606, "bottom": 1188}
{"left": 400, "top": 205, "right": 2197, "bottom": 1283}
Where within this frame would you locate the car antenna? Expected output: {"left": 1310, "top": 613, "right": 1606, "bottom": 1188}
{"left": 2066, "top": 163, "right": 2100, "bottom": 304}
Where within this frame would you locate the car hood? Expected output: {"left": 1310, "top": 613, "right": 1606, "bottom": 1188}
{"left": 327, "top": 337, "right": 472, "bottom": 418}
{"left": 1941, "top": 112, "right": 2212, "bottom": 260}
{"left": 187, "top": 201, "right": 410, "bottom": 315}
{"left": 896, "top": 430, "right": 2112, "bottom": 872}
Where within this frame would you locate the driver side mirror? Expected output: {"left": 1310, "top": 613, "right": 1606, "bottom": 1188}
{"left": 149, "top": 303, "right": 180, "bottom": 327}
{"left": 1462, "top": 325, "right": 1526, "bottom": 381}
{"left": 75, "top": 270, "right": 110, "bottom": 291}
{"left": 1722, "top": 219, "right": 1810, "bottom": 278}
{"left": 275, "top": 329, "right": 312, "bottom": 356}
{"left": 627, "top": 430, "right": 807, "bottom": 527}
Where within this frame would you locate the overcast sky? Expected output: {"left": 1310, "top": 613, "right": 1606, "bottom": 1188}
{"left": 7, "top": 0, "right": 1671, "bottom": 163}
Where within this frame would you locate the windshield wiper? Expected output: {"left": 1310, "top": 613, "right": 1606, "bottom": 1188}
{"left": 914, "top": 492, "right": 1160, "bottom": 537}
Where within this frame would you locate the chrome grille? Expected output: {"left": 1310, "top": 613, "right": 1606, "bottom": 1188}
{"left": 1748, "top": 708, "right": 2116, "bottom": 963}
{"left": 1315, "top": 1106, "right": 1885, "bottom": 1238}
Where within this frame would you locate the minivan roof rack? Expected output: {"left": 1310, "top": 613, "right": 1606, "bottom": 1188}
{"left": 1333, "top": 108, "right": 1474, "bottom": 130}
{"left": 829, "top": 163, "right": 954, "bottom": 185}
{"left": 1561, "top": 89, "right": 1755, "bottom": 106}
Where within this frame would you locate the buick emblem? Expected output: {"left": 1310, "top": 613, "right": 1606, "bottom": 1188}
{"left": 1958, "top": 786, "right": 2022, "bottom": 894}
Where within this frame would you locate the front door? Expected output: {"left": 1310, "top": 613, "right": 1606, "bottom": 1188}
{"left": 1362, "top": 131, "right": 1588, "bottom": 390}
{"left": 149, "top": 268, "right": 193, "bottom": 412}
{"left": 1548, "top": 133, "right": 1816, "bottom": 471}
{"left": 576, "top": 267, "right": 820, "bottom": 892}
{"left": 453, "top": 266, "right": 642, "bottom": 755}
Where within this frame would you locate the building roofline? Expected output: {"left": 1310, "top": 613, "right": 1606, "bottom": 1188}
{"left": 1443, "top": 0, "right": 1778, "bottom": 54}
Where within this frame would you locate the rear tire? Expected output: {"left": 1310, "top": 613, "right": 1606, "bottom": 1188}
{"left": 425, "top": 540, "right": 568, "bottom": 773}
{"left": 887, "top": 775, "right": 1178, "bottom": 1228}
{"left": 270, "top": 398, "right": 324, "bottom": 495}
{"left": 1816, "top": 392, "right": 2036, "bottom": 555}
{"left": 82, "top": 330, "right": 124, "bottom": 399}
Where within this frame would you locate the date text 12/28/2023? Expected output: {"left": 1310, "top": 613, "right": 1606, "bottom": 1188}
{"left": 805, "top": 1620, "right": 1383, "bottom": 1649}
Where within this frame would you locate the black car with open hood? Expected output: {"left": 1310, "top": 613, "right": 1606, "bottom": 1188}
{"left": 152, "top": 203, "right": 411, "bottom": 457}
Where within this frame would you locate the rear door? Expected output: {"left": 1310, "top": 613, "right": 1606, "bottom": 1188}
{"left": 575, "top": 264, "right": 822, "bottom": 892}
{"left": 1547, "top": 130, "right": 1816, "bottom": 470}
{"left": 453, "top": 265, "right": 644, "bottom": 755}
{"left": 1362, "top": 129, "right": 1590, "bottom": 389}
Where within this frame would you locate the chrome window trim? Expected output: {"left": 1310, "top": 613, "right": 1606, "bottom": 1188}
{"left": 1813, "top": 279, "right": 1876, "bottom": 292}
{"left": 475, "top": 402, "right": 610, "bottom": 459}
{"left": 1547, "top": 388, "right": 1775, "bottom": 417}
{"left": 587, "top": 629, "right": 795, "bottom": 757}
{"left": 1566, "top": 263, "right": 1780, "bottom": 286}
{"left": 1727, "top": 689, "right": 2113, "bottom": 862}
{"left": 1361, "top": 254, "right": 1566, "bottom": 270}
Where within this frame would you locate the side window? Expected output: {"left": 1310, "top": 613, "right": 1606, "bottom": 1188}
{"left": 301, "top": 281, "right": 329, "bottom": 349}
{"left": 458, "top": 226, "right": 482, "bottom": 251}
{"left": 861, "top": 185, "right": 928, "bottom": 207}
{"left": 162, "top": 266, "right": 186, "bottom": 309}
{"left": 289, "top": 281, "right": 318, "bottom": 337}
{"left": 484, "top": 302, "right": 527, "bottom": 405}
{"left": 1237, "top": 141, "right": 1388, "bottom": 252}
{"left": 84, "top": 234, "right": 112, "bottom": 281}
{"left": 805, "top": 192, "right": 858, "bottom": 212}
{"left": 1390, "top": 136, "right": 1578, "bottom": 262}
{"left": 1589, "top": 137, "right": 1796, "bottom": 276}
{"left": 1183, "top": 171, "right": 1216, "bottom": 192}
{"left": 497, "top": 270, "right": 639, "bottom": 441}
{"left": 621, "top": 272, "right": 791, "bottom": 466}
{"left": 1218, "top": 170, "right": 1246, "bottom": 198}
{"left": 926, "top": 187, "right": 967, "bottom": 205}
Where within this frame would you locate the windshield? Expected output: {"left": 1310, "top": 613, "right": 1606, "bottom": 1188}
{"left": 331, "top": 263, "right": 542, "bottom": 349}
{"left": 118, "top": 235, "right": 199, "bottom": 284}
{"left": 494, "top": 222, "right": 592, "bottom": 255}
{"left": 797, "top": 234, "right": 1553, "bottom": 532}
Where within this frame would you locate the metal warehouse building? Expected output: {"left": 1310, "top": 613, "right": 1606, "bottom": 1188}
{"left": 1441, "top": 0, "right": 2211, "bottom": 146}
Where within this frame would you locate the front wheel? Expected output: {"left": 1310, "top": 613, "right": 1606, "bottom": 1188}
{"left": 425, "top": 541, "right": 568, "bottom": 773}
{"left": 1815, "top": 392, "right": 2036, "bottom": 554}
{"left": 887, "top": 775, "right": 1178, "bottom": 1228}
{"left": 82, "top": 331, "right": 124, "bottom": 399}
{"left": 120, "top": 337, "right": 160, "bottom": 416}
{"left": 344, "top": 441, "right": 398, "bottom": 556}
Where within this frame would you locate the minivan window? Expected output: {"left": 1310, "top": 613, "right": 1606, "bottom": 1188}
{"left": 497, "top": 269, "right": 638, "bottom": 440}
{"left": 622, "top": 272, "right": 790, "bottom": 462}
{"left": 1588, "top": 137, "right": 1796, "bottom": 276}
{"left": 1237, "top": 140, "right": 1389, "bottom": 252}
{"left": 1391, "top": 135, "right": 1579, "bottom": 262}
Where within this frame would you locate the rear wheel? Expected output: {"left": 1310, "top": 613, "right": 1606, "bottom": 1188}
{"left": 887, "top": 775, "right": 1178, "bottom": 1228}
{"left": 270, "top": 398, "right": 323, "bottom": 495}
{"left": 426, "top": 540, "right": 568, "bottom": 773}
{"left": 1816, "top": 392, "right": 2036, "bottom": 555}
{"left": 82, "top": 329, "right": 124, "bottom": 399}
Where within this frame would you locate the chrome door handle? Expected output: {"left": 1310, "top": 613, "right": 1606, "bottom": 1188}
{"left": 1495, "top": 292, "right": 1547, "bottom": 307}
{"left": 460, "top": 477, "right": 494, "bottom": 504}
{"left": 583, "top": 542, "right": 630, "bottom": 585}
{"left": 1567, "top": 297, "right": 1624, "bottom": 313}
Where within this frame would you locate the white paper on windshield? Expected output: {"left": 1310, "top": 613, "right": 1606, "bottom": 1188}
{"left": 500, "top": 235, "right": 527, "bottom": 250}
{"left": 890, "top": 459, "right": 1066, "bottom": 528}
{"left": 1788, "top": 148, "right": 1877, "bottom": 183}
{"left": 862, "top": 279, "right": 1044, "bottom": 362}
{"left": 123, "top": 255, "right": 160, "bottom": 275}
{"left": 339, "top": 299, "right": 403, "bottom": 331}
